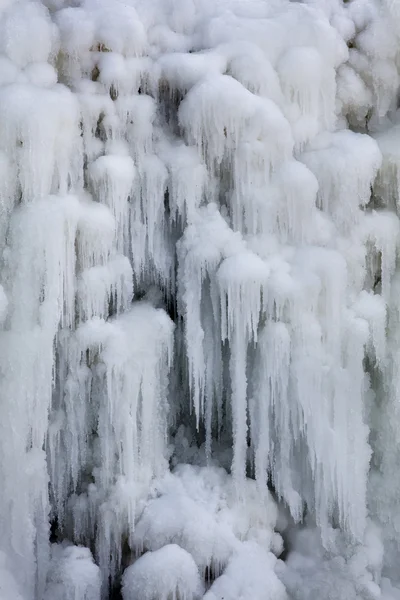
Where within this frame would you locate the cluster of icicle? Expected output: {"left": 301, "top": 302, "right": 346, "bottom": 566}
{"left": 2, "top": 0, "right": 400, "bottom": 598}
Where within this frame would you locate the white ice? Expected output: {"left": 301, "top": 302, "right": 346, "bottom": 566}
{"left": 0, "top": 0, "right": 400, "bottom": 599}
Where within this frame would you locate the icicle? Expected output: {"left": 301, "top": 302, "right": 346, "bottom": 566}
{"left": 353, "top": 291, "right": 387, "bottom": 367}
{"left": 88, "top": 153, "right": 136, "bottom": 253}
{"left": 274, "top": 160, "right": 319, "bottom": 245}
{"left": 160, "top": 141, "right": 207, "bottom": 224}
{"left": 77, "top": 255, "right": 133, "bottom": 321}
{"left": 63, "top": 304, "right": 174, "bottom": 592}
{"left": 217, "top": 252, "right": 269, "bottom": 490}
{"left": 116, "top": 94, "right": 156, "bottom": 162}
{"left": 251, "top": 321, "right": 302, "bottom": 522}
{"left": 0, "top": 193, "right": 80, "bottom": 598}
{"left": 135, "top": 154, "right": 169, "bottom": 282}
{"left": 277, "top": 46, "right": 336, "bottom": 149}
{"left": 374, "top": 124, "right": 400, "bottom": 212}
{"left": 76, "top": 197, "right": 115, "bottom": 270}
{"left": 0, "top": 151, "right": 17, "bottom": 252}
{"left": 300, "top": 130, "right": 382, "bottom": 232}
{"left": 2, "top": 0, "right": 400, "bottom": 595}
{"left": 0, "top": 84, "right": 82, "bottom": 201}
{"left": 179, "top": 74, "right": 293, "bottom": 174}
{"left": 360, "top": 210, "right": 400, "bottom": 301}
{"left": 177, "top": 204, "right": 241, "bottom": 430}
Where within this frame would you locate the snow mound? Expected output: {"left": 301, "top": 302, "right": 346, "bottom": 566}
{"left": 122, "top": 544, "right": 203, "bottom": 600}
{"left": 204, "top": 542, "right": 287, "bottom": 600}
{"left": 43, "top": 545, "right": 101, "bottom": 600}
{"left": 132, "top": 465, "right": 282, "bottom": 577}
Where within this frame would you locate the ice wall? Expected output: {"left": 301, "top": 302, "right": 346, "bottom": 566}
{"left": 0, "top": 0, "right": 400, "bottom": 598}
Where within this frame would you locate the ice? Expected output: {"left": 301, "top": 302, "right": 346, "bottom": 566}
{"left": 157, "top": 50, "right": 227, "bottom": 93}
{"left": 277, "top": 45, "right": 336, "bottom": 142}
{"left": 0, "top": 83, "right": 81, "bottom": 201}
{"left": 1, "top": 0, "right": 400, "bottom": 598}
{"left": 0, "top": 285, "right": 8, "bottom": 324}
{"left": 77, "top": 255, "right": 133, "bottom": 321}
{"left": 278, "top": 525, "right": 384, "bottom": 600}
{"left": 76, "top": 197, "right": 115, "bottom": 269}
{"left": 177, "top": 204, "right": 236, "bottom": 429}
{"left": 360, "top": 210, "right": 400, "bottom": 301}
{"left": 0, "top": 552, "right": 25, "bottom": 600}
{"left": 159, "top": 141, "right": 207, "bottom": 223}
{"left": 49, "top": 302, "right": 174, "bottom": 592}
{"left": 179, "top": 74, "right": 293, "bottom": 175}
{"left": 88, "top": 154, "right": 136, "bottom": 252}
{"left": 299, "top": 130, "right": 382, "bottom": 231}
{"left": 224, "top": 41, "right": 284, "bottom": 106}
{"left": 273, "top": 160, "right": 319, "bottom": 245}
{"left": 116, "top": 95, "right": 156, "bottom": 160}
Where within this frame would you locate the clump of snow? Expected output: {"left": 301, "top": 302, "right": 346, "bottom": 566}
{"left": 122, "top": 544, "right": 204, "bottom": 600}
{"left": 132, "top": 465, "right": 281, "bottom": 577}
{"left": 0, "top": 2, "right": 58, "bottom": 68}
{"left": 299, "top": 130, "right": 382, "bottom": 231}
{"left": 204, "top": 542, "right": 287, "bottom": 600}
{"left": 43, "top": 544, "right": 101, "bottom": 600}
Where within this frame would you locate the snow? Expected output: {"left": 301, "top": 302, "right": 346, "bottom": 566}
{"left": 1, "top": 0, "right": 400, "bottom": 599}
{"left": 203, "top": 542, "right": 287, "bottom": 600}
{"left": 0, "top": 2, "right": 58, "bottom": 68}
{"left": 278, "top": 524, "right": 385, "bottom": 600}
{"left": 122, "top": 544, "right": 204, "bottom": 600}
{"left": 299, "top": 129, "right": 382, "bottom": 231}
{"left": 43, "top": 545, "right": 101, "bottom": 600}
{"left": 132, "top": 465, "right": 280, "bottom": 577}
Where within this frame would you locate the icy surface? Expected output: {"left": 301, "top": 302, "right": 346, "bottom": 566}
{"left": 1, "top": 0, "right": 400, "bottom": 599}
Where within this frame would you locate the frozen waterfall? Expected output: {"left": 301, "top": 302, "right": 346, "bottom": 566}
{"left": 1, "top": 0, "right": 400, "bottom": 598}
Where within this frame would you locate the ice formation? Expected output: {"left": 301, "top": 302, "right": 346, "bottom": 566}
{"left": 2, "top": 0, "right": 400, "bottom": 599}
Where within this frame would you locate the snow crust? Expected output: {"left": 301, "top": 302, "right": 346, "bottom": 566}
{"left": 1, "top": 0, "right": 400, "bottom": 599}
